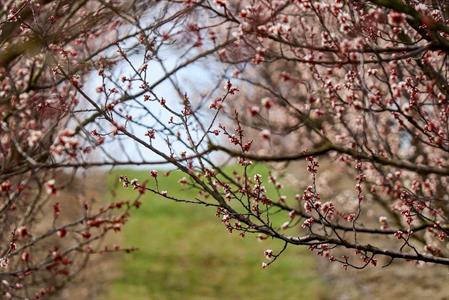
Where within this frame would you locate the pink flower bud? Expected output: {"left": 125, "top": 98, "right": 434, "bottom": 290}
{"left": 260, "top": 129, "right": 271, "bottom": 140}
{"left": 261, "top": 97, "right": 273, "bottom": 109}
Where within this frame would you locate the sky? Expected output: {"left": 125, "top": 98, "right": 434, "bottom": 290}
{"left": 82, "top": 43, "right": 226, "bottom": 169}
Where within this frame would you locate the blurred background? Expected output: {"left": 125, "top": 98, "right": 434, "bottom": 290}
{"left": 66, "top": 164, "right": 449, "bottom": 300}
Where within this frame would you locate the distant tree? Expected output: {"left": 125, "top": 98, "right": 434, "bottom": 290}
{"left": 4, "top": 1, "right": 449, "bottom": 298}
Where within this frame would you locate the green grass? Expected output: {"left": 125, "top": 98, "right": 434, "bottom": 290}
{"left": 103, "top": 165, "right": 323, "bottom": 300}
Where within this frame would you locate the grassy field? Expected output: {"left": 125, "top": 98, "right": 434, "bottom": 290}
{"left": 103, "top": 165, "right": 323, "bottom": 300}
